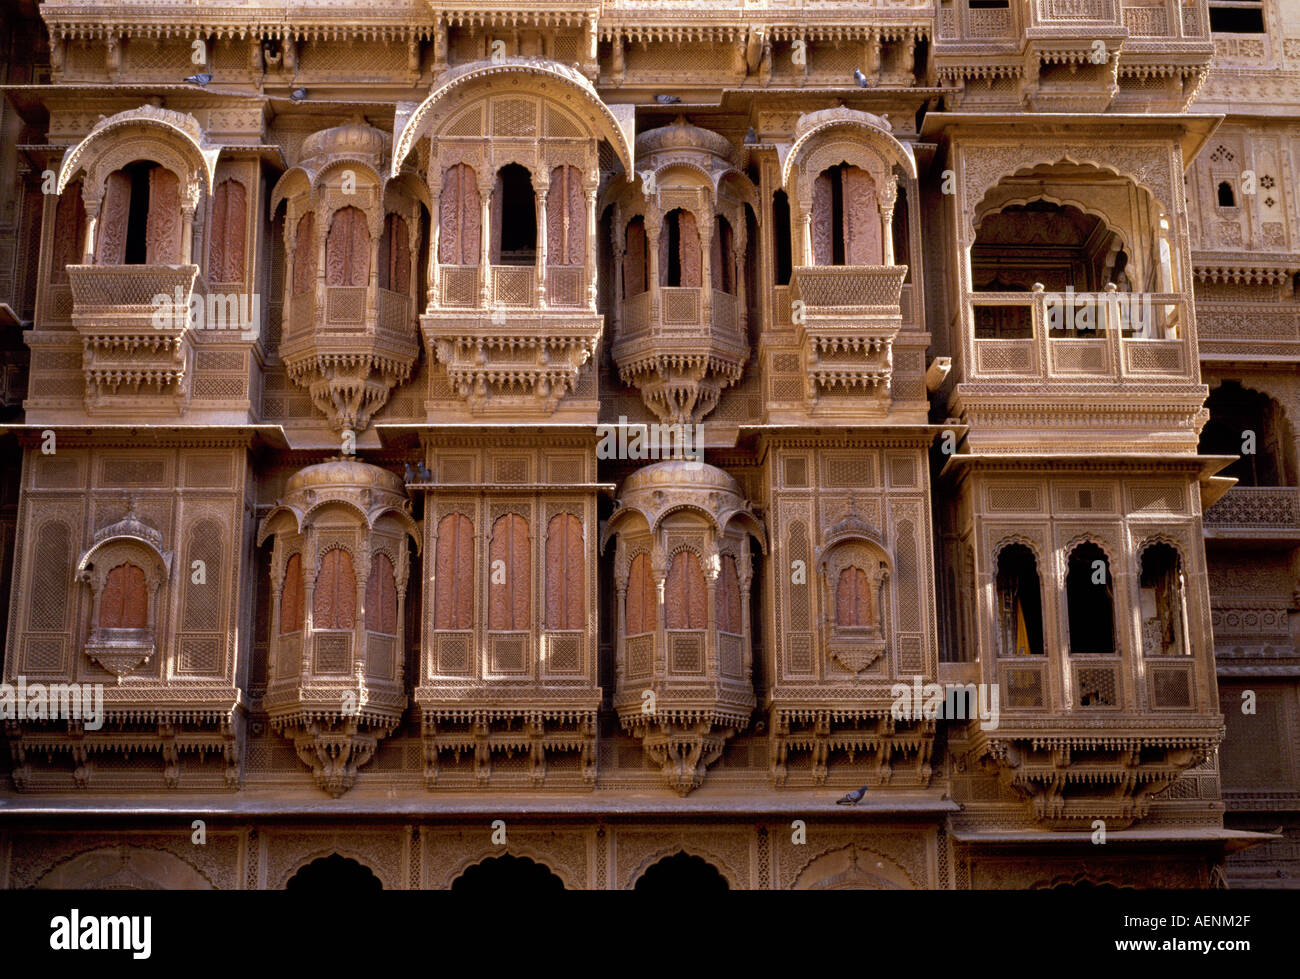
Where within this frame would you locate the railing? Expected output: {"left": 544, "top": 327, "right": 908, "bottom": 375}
{"left": 546, "top": 266, "right": 584, "bottom": 307}
{"left": 1204, "top": 486, "right": 1300, "bottom": 531}
{"left": 377, "top": 288, "right": 410, "bottom": 340}
{"left": 621, "top": 290, "right": 650, "bottom": 337}
{"left": 660, "top": 286, "right": 700, "bottom": 326}
{"left": 938, "top": 0, "right": 1018, "bottom": 41}
{"left": 617, "top": 287, "right": 741, "bottom": 337}
{"left": 288, "top": 291, "right": 315, "bottom": 339}
{"left": 435, "top": 264, "right": 590, "bottom": 310}
{"left": 969, "top": 291, "right": 1192, "bottom": 381}
{"left": 791, "top": 265, "right": 908, "bottom": 309}
{"left": 491, "top": 265, "right": 534, "bottom": 307}
{"left": 1034, "top": 0, "right": 1119, "bottom": 24}
{"left": 67, "top": 264, "right": 201, "bottom": 316}
{"left": 439, "top": 265, "right": 478, "bottom": 308}
{"left": 324, "top": 286, "right": 366, "bottom": 327}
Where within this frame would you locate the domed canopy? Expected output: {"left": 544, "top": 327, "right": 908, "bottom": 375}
{"left": 258, "top": 458, "right": 417, "bottom": 546}
{"left": 602, "top": 460, "right": 764, "bottom": 552}
{"left": 299, "top": 115, "right": 390, "bottom": 167}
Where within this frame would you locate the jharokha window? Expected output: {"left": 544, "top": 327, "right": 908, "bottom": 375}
{"left": 661, "top": 208, "right": 701, "bottom": 288}
{"left": 365, "top": 552, "right": 399, "bottom": 636}
{"left": 280, "top": 553, "right": 304, "bottom": 634}
{"left": 209, "top": 178, "right": 247, "bottom": 283}
{"left": 546, "top": 165, "right": 585, "bottom": 267}
{"left": 835, "top": 565, "right": 877, "bottom": 629}
{"left": 439, "top": 163, "right": 481, "bottom": 265}
{"left": 313, "top": 548, "right": 357, "bottom": 631}
{"left": 625, "top": 552, "right": 656, "bottom": 636}
{"left": 545, "top": 513, "right": 583, "bottom": 631}
{"left": 326, "top": 206, "right": 370, "bottom": 287}
{"left": 489, "top": 513, "right": 531, "bottom": 631}
{"left": 96, "top": 161, "right": 182, "bottom": 266}
{"left": 812, "top": 163, "right": 880, "bottom": 266}
{"left": 434, "top": 513, "right": 473, "bottom": 630}
{"left": 1066, "top": 543, "right": 1116, "bottom": 655}
{"left": 379, "top": 213, "right": 411, "bottom": 295}
{"left": 996, "top": 544, "right": 1044, "bottom": 656}
{"left": 664, "top": 551, "right": 707, "bottom": 630}
{"left": 1139, "top": 543, "right": 1188, "bottom": 657}
{"left": 99, "top": 563, "right": 148, "bottom": 630}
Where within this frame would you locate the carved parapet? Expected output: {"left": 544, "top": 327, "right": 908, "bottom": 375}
{"left": 963, "top": 717, "right": 1223, "bottom": 830}
{"left": 1203, "top": 486, "right": 1300, "bottom": 540}
{"left": 67, "top": 264, "right": 203, "bottom": 413}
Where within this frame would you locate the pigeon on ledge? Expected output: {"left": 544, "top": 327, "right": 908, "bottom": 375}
{"left": 853, "top": 68, "right": 870, "bottom": 88}
{"left": 654, "top": 94, "right": 681, "bottom": 104}
{"left": 836, "top": 786, "right": 869, "bottom": 805}
{"left": 184, "top": 73, "right": 213, "bottom": 87}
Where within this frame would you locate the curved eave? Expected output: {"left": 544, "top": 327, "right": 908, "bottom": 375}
{"left": 57, "top": 110, "right": 218, "bottom": 196}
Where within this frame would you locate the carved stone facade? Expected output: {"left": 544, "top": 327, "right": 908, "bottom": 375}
{"left": 0, "top": 0, "right": 1296, "bottom": 890}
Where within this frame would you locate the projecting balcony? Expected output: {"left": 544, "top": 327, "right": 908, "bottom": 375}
{"left": 422, "top": 263, "right": 601, "bottom": 416}
{"left": 1203, "top": 486, "right": 1300, "bottom": 542}
{"left": 66, "top": 264, "right": 204, "bottom": 413}
{"left": 789, "top": 265, "right": 907, "bottom": 411}
{"left": 612, "top": 286, "right": 748, "bottom": 424}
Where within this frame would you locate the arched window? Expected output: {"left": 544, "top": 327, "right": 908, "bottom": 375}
{"left": 665, "top": 551, "right": 706, "bottom": 629}
{"left": 546, "top": 165, "right": 585, "bottom": 267}
{"left": 1217, "top": 181, "right": 1236, "bottom": 208}
{"left": 365, "top": 552, "right": 399, "bottom": 635}
{"left": 835, "top": 566, "right": 875, "bottom": 628}
{"left": 892, "top": 183, "right": 910, "bottom": 280}
{"left": 1139, "top": 543, "right": 1187, "bottom": 657}
{"left": 812, "top": 163, "right": 879, "bottom": 266}
{"left": 100, "top": 563, "right": 148, "bottom": 629}
{"left": 772, "top": 190, "right": 792, "bottom": 286}
{"left": 52, "top": 180, "right": 86, "bottom": 282}
{"left": 545, "top": 513, "right": 583, "bottom": 631}
{"left": 996, "top": 544, "right": 1043, "bottom": 656}
{"left": 379, "top": 213, "right": 410, "bottom": 295}
{"left": 661, "top": 209, "right": 701, "bottom": 288}
{"left": 489, "top": 513, "right": 530, "bottom": 631}
{"left": 492, "top": 163, "right": 536, "bottom": 265}
{"left": 1199, "top": 382, "right": 1296, "bottom": 487}
{"left": 280, "top": 553, "right": 303, "bottom": 634}
{"left": 209, "top": 178, "right": 247, "bottom": 283}
{"left": 1066, "top": 543, "right": 1115, "bottom": 655}
{"left": 434, "top": 513, "right": 473, "bottom": 630}
{"left": 624, "top": 216, "right": 648, "bottom": 297}
{"left": 440, "top": 163, "right": 482, "bottom": 265}
{"left": 292, "top": 212, "right": 316, "bottom": 297}
{"left": 313, "top": 548, "right": 356, "bottom": 631}
{"left": 326, "top": 206, "right": 369, "bottom": 287}
{"left": 716, "top": 554, "right": 742, "bottom": 634}
{"left": 711, "top": 216, "right": 734, "bottom": 294}
{"left": 625, "top": 552, "right": 656, "bottom": 636}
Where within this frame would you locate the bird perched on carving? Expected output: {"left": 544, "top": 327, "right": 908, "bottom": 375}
{"left": 853, "top": 68, "right": 870, "bottom": 88}
{"left": 184, "top": 72, "right": 213, "bottom": 87}
{"left": 403, "top": 462, "right": 416, "bottom": 483}
{"left": 836, "top": 786, "right": 869, "bottom": 805}
{"left": 290, "top": 87, "right": 308, "bottom": 102}
{"left": 654, "top": 93, "right": 681, "bottom": 104}
{"left": 744, "top": 126, "right": 758, "bottom": 144}
{"left": 416, "top": 461, "right": 433, "bottom": 482}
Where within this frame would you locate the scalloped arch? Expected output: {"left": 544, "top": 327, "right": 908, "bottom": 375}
{"left": 782, "top": 117, "right": 917, "bottom": 190}
{"left": 58, "top": 107, "right": 218, "bottom": 197}
{"left": 626, "top": 845, "right": 742, "bottom": 890}
{"left": 444, "top": 846, "right": 577, "bottom": 890}
{"left": 279, "top": 849, "right": 390, "bottom": 889}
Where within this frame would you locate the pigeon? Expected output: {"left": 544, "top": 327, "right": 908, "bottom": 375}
{"left": 853, "top": 68, "right": 870, "bottom": 88}
{"left": 416, "top": 461, "right": 433, "bottom": 482}
{"left": 184, "top": 73, "right": 213, "bottom": 87}
{"left": 290, "top": 87, "right": 308, "bottom": 102}
{"left": 744, "top": 126, "right": 757, "bottom": 144}
{"left": 403, "top": 462, "right": 416, "bottom": 483}
{"left": 836, "top": 786, "right": 869, "bottom": 805}
{"left": 654, "top": 94, "right": 681, "bottom": 104}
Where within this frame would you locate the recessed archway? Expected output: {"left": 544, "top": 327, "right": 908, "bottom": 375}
{"left": 450, "top": 854, "right": 566, "bottom": 892}
{"left": 286, "top": 853, "right": 383, "bottom": 891}
{"left": 634, "top": 851, "right": 729, "bottom": 891}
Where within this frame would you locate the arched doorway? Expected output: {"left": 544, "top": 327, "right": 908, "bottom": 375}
{"left": 451, "top": 854, "right": 565, "bottom": 892}
{"left": 634, "top": 852, "right": 729, "bottom": 891}
{"left": 286, "top": 854, "right": 382, "bottom": 890}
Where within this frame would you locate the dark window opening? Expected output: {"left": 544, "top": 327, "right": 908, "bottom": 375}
{"left": 286, "top": 854, "right": 382, "bottom": 891}
{"left": 635, "top": 852, "right": 729, "bottom": 891}
{"left": 124, "top": 161, "right": 153, "bottom": 265}
{"left": 494, "top": 163, "right": 536, "bottom": 265}
{"left": 1066, "top": 543, "right": 1115, "bottom": 656}
{"left": 1217, "top": 181, "right": 1237, "bottom": 207}
{"left": 1139, "top": 543, "right": 1187, "bottom": 657}
{"left": 969, "top": 0, "right": 1009, "bottom": 7}
{"left": 996, "top": 544, "right": 1043, "bottom": 657}
{"left": 892, "top": 183, "right": 911, "bottom": 283}
{"left": 1209, "top": 7, "right": 1265, "bottom": 34}
{"left": 665, "top": 208, "right": 682, "bottom": 286}
{"left": 1199, "top": 381, "right": 1296, "bottom": 487}
{"left": 452, "top": 854, "right": 565, "bottom": 892}
{"left": 829, "top": 164, "right": 846, "bottom": 266}
{"left": 773, "top": 189, "right": 792, "bottom": 286}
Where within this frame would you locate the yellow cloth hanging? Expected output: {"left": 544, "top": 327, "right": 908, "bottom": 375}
{"left": 1014, "top": 596, "right": 1031, "bottom": 656}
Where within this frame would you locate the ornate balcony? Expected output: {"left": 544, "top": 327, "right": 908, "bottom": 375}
{"left": 67, "top": 264, "right": 203, "bottom": 414}
{"left": 612, "top": 286, "right": 748, "bottom": 425}
{"left": 1204, "top": 486, "right": 1300, "bottom": 541}
{"left": 789, "top": 265, "right": 907, "bottom": 413}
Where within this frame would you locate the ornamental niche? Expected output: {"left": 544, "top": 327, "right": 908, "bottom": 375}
{"left": 603, "top": 460, "right": 765, "bottom": 794}
{"left": 271, "top": 116, "right": 424, "bottom": 433}
{"left": 257, "top": 459, "right": 419, "bottom": 796}
{"left": 609, "top": 116, "right": 755, "bottom": 425}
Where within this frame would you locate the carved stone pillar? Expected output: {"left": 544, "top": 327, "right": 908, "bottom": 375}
{"left": 699, "top": 218, "right": 713, "bottom": 323}
{"left": 433, "top": 19, "right": 448, "bottom": 73}
{"left": 611, "top": 35, "right": 625, "bottom": 86}
{"left": 427, "top": 184, "right": 441, "bottom": 309}
{"left": 880, "top": 175, "right": 898, "bottom": 267}
{"left": 82, "top": 198, "right": 101, "bottom": 264}
{"left": 534, "top": 174, "right": 549, "bottom": 307}
{"left": 646, "top": 222, "right": 661, "bottom": 324}
{"left": 585, "top": 182, "right": 599, "bottom": 307}
{"left": 180, "top": 204, "right": 196, "bottom": 265}
{"left": 866, "top": 30, "right": 881, "bottom": 84}
{"left": 478, "top": 174, "right": 494, "bottom": 306}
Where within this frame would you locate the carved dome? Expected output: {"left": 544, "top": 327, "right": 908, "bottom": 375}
{"left": 299, "top": 115, "right": 390, "bottom": 165}
{"left": 620, "top": 459, "right": 743, "bottom": 499}
{"left": 284, "top": 458, "right": 406, "bottom": 500}
{"left": 635, "top": 116, "right": 735, "bottom": 167}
